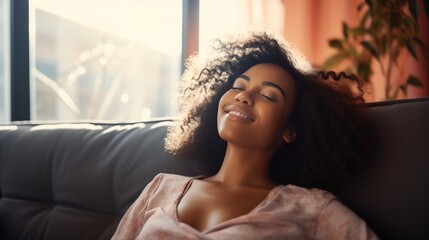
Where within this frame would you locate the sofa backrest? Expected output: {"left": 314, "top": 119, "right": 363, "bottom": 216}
{"left": 1, "top": 97, "right": 428, "bottom": 240}
{"left": 0, "top": 120, "right": 198, "bottom": 240}
{"left": 339, "top": 97, "right": 429, "bottom": 240}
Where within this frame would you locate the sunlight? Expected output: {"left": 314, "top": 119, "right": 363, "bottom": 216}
{"left": 199, "top": 0, "right": 250, "bottom": 54}
{"left": 198, "top": 0, "right": 284, "bottom": 57}
{"left": 30, "top": 124, "right": 103, "bottom": 131}
{"left": 102, "top": 123, "right": 146, "bottom": 134}
{"left": 32, "top": 0, "right": 182, "bottom": 56}
{"left": 0, "top": 125, "right": 17, "bottom": 131}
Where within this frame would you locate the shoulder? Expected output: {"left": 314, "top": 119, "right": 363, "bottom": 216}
{"left": 132, "top": 173, "right": 192, "bottom": 204}
{"left": 135, "top": 173, "right": 193, "bottom": 210}
{"left": 278, "top": 184, "right": 337, "bottom": 209}
{"left": 152, "top": 173, "right": 192, "bottom": 184}
{"left": 148, "top": 173, "right": 192, "bottom": 193}
{"left": 283, "top": 185, "right": 380, "bottom": 239}
{"left": 283, "top": 184, "right": 335, "bottom": 197}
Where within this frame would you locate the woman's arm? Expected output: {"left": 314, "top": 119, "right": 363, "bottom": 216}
{"left": 111, "top": 174, "right": 164, "bottom": 240}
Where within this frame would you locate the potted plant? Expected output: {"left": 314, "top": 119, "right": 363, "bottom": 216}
{"left": 323, "top": 0, "right": 428, "bottom": 100}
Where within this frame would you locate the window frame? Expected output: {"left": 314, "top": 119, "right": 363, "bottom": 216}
{"left": 8, "top": 0, "right": 199, "bottom": 121}
{"left": 10, "top": 0, "right": 30, "bottom": 121}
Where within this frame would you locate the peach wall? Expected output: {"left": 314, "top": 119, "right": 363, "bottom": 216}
{"left": 274, "top": 0, "right": 429, "bottom": 101}
{"left": 281, "top": 0, "right": 361, "bottom": 66}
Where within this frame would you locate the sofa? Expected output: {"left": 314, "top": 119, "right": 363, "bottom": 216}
{"left": 0, "top": 97, "right": 428, "bottom": 240}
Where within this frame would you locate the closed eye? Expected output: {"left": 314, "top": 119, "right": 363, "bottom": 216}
{"left": 261, "top": 94, "right": 275, "bottom": 101}
{"left": 231, "top": 86, "right": 244, "bottom": 91}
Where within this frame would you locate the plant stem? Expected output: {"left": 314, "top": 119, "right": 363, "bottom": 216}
{"left": 385, "top": 8, "right": 393, "bottom": 100}
{"left": 386, "top": 47, "right": 393, "bottom": 99}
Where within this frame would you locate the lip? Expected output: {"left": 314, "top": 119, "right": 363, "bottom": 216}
{"left": 224, "top": 104, "right": 255, "bottom": 121}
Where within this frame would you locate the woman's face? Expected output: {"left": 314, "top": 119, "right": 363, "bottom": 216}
{"left": 217, "top": 63, "right": 296, "bottom": 151}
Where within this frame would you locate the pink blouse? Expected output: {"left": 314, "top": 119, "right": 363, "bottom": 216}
{"left": 112, "top": 173, "right": 378, "bottom": 239}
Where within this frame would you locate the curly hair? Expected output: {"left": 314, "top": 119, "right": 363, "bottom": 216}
{"left": 165, "top": 31, "right": 371, "bottom": 193}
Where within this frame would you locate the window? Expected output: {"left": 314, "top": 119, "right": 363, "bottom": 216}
{"left": 3, "top": 0, "right": 284, "bottom": 123}
{"left": 30, "top": 0, "right": 182, "bottom": 121}
{"left": 0, "top": 0, "right": 10, "bottom": 123}
{"left": 199, "top": 0, "right": 284, "bottom": 55}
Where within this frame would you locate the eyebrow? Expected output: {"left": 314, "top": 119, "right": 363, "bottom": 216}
{"left": 238, "top": 74, "right": 285, "bottom": 98}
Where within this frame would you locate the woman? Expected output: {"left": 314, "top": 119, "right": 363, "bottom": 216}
{"left": 112, "top": 32, "right": 378, "bottom": 239}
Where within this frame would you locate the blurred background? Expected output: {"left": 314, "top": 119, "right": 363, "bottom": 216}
{"left": 0, "top": 0, "right": 428, "bottom": 123}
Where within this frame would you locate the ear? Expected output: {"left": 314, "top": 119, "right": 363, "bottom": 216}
{"left": 282, "top": 128, "right": 296, "bottom": 143}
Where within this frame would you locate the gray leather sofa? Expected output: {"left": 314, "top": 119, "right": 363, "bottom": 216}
{"left": 1, "top": 98, "right": 428, "bottom": 240}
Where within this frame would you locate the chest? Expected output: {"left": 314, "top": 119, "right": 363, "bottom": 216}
{"left": 176, "top": 182, "right": 272, "bottom": 231}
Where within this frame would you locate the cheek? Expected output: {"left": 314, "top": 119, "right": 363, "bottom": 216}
{"left": 261, "top": 105, "right": 291, "bottom": 133}
{"left": 217, "top": 93, "right": 230, "bottom": 132}
{"left": 265, "top": 104, "right": 287, "bottom": 121}
{"left": 217, "top": 94, "right": 227, "bottom": 120}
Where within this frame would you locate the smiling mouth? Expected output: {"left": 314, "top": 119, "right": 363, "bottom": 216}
{"left": 227, "top": 110, "right": 254, "bottom": 121}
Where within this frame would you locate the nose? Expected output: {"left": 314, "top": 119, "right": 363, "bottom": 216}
{"left": 234, "top": 91, "right": 254, "bottom": 105}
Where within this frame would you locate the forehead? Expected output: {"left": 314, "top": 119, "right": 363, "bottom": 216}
{"left": 239, "top": 63, "right": 295, "bottom": 90}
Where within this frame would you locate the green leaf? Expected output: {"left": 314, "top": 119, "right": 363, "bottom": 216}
{"left": 357, "top": 61, "right": 372, "bottom": 83}
{"left": 347, "top": 44, "right": 359, "bottom": 57}
{"left": 406, "top": 40, "right": 418, "bottom": 60}
{"left": 408, "top": 0, "right": 419, "bottom": 20}
{"left": 360, "top": 11, "right": 370, "bottom": 28}
{"left": 323, "top": 52, "right": 348, "bottom": 69}
{"left": 407, "top": 75, "right": 424, "bottom": 87}
{"left": 342, "top": 22, "right": 349, "bottom": 40}
{"left": 399, "top": 83, "right": 407, "bottom": 95}
{"left": 401, "top": 15, "right": 418, "bottom": 34}
{"left": 414, "top": 37, "right": 428, "bottom": 49}
{"left": 328, "top": 39, "right": 344, "bottom": 49}
{"left": 414, "top": 37, "right": 429, "bottom": 60}
{"left": 350, "top": 26, "right": 369, "bottom": 37}
{"left": 360, "top": 41, "right": 380, "bottom": 60}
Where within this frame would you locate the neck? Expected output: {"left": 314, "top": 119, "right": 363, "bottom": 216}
{"left": 209, "top": 144, "right": 278, "bottom": 189}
